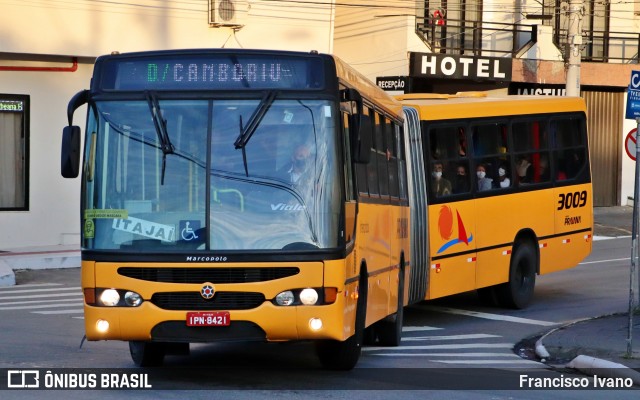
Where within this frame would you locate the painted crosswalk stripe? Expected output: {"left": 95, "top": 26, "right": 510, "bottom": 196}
{"left": 416, "top": 305, "right": 557, "bottom": 326}
{"left": 0, "top": 302, "right": 80, "bottom": 311}
{"left": 426, "top": 359, "right": 542, "bottom": 365}
{"left": 363, "top": 343, "right": 514, "bottom": 351}
{"left": 402, "top": 326, "right": 443, "bottom": 332}
{"left": 0, "top": 283, "right": 63, "bottom": 289}
{"left": 0, "top": 287, "right": 80, "bottom": 295}
{"left": 32, "top": 309, "right": 84, "bottom": 315}
{"left": 402, "top": 334, "right": 500, "bottom": 341}
{"left": 372, "top": 352, "right": 521, "bottom": 357}
{"left": 0, "top": 297, "right": 83, "bottom": 306}
{"left": 0, "top": 292, "right": 83, "bottom": 301}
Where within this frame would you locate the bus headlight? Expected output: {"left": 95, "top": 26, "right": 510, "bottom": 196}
{"left": 275, "top": 291, "right": 295, "bottom": 306}
{"left": 273, "top": 287, "right": 336, "bottom": 306}
{"left": 124, "top": 291, "right": 143, "bottom": 307}
{"left": 95, "top": 288, "right": 143, "bottom": 307}
{"left": 99, "top": 289, "right": 120, "bottom": 307}
{"left": 299, "top": 288, "right": 319, "bottom": 305}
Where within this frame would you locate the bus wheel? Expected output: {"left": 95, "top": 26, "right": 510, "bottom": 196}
{"left": 376, "top": 264, "right": 404, "bottom": 346}
{"left": 129, "top": 341, "right": 166, "bottom": 367}
{"left": 497, "top": 241, "right": 536, "bottom": 309}
{"left": 316, "top": 275, "right": 367, "bottom": 370}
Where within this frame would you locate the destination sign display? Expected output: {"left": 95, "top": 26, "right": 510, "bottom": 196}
{"left": 99, "top": 54, "right": 324, "bottom": 91}
{"left": 0, "top": 100, "right": 24, "bottom": 112}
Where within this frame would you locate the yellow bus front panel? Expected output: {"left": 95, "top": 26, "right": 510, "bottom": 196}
{"left": 82, "top": 260, "right": 358, "bottom": 343}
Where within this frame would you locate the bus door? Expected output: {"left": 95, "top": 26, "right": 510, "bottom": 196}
{"left": 424, "top": 123, "right": 477, "bottom": 299}
{"left": 427, "top": 200, "right": 477, "bottom": 299}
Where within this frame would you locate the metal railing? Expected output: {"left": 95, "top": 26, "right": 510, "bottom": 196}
{"left": 555, "top": 29, "right": 640, "bottom": 63}
{"left": 416, "top": 17, "right": 639, "bottom": 63}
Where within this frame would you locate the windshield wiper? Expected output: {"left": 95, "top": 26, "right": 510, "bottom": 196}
{"left": 233, "top": 90, "right": 278, "bottom": 177}
{"left": 234, "top": 90, "right": 277, "bottom": 150}
{"left": 145, "top": 91, "right": 174, "bottom": 185}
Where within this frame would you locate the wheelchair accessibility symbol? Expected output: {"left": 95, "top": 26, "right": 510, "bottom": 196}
{"left": 180, "top": 220, "right": 200, "bottom": 241}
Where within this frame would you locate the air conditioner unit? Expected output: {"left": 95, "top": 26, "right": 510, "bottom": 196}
{"left": 209, "top": 0, "right": 246, "bottom": 27}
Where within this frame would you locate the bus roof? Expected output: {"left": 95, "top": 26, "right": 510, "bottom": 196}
{"left": 332, "top": 54, "right": 403, "bottom": 120}
{"left": 397, "top": 92, "right": 587, "bottom": 120}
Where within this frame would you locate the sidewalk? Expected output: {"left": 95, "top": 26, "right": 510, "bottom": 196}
{"left": 0, "top": 244, "right": 80, "bottom": 286}
{"left": 537, "top": 313, "right": 640, "bottom": 383}
{"left": 538, "top": 205, "right": 640, "bottom": 384}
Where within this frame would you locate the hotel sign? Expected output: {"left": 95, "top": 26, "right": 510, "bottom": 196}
{"left": 409, "top": 53, "right": 512, "bottom": 82}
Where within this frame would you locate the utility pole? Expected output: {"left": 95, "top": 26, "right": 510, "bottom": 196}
{"left": 565, "top": 0, "right": 583, "bottom": 96}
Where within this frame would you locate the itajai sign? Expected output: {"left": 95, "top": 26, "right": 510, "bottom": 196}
{"left": 409, "top": 52, "right": 512, "bottom": 82}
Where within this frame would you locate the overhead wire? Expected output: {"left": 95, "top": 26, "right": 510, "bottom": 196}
{"left": 0, "top": 0, "right": 635, "bottom": 75}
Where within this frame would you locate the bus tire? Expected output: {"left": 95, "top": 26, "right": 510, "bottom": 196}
{"left": 376, "top": 262, "right": 404, "bottom": 346}
{"left": 497, "top": 241, "right": 536, "bottom": 309}
{"left": 316, "top": 273, "right": 367, "bottom": 370}
{"left": 129, "top": 341, "right": 166, "bottom": 367}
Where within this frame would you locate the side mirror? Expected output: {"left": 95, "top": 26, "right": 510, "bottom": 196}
{"left": 341, "top": 88, "right": 371, "bottom": 164}
{"left": 61, "top": 125, "right": 81, "bottom": 178}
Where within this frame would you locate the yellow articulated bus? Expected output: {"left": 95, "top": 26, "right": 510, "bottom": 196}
{"left": 61, "top": 49, "right": 409, "bottom": 369}
{"left": 398, "top": 93, "right": 593, "bottom": 309}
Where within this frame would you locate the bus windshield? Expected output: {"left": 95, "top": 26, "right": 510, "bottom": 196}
{"left": 83, "top": 97, "right": 341, "bottom": 252}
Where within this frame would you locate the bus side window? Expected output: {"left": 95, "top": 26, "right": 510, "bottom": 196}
{"left": 387, "top": 118, "right": 400, "bottom": 199}
{"left": 397, "top": 124, "right": 408, "bottom": 200}
{"left": 365, "top": 108, "right": 379, "bottom": 196}
{"left": 341, "top": 110, "right": 356, "bottom": 243}
{"left": 551, "top": 116, "right": 588, "bottom": 183}
{"left": 472, "top": 122, "right": 508, "bottom": 157}
{"left": 375, "top": 113, "right": 389, "bottom": 198}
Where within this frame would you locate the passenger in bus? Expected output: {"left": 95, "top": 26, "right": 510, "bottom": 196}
{"left": 476, "top": 164, "right": 493, "bottom": 191}
{"left": 452, "top": 164, "right": 470, "bottom": 193}
{"left": 537, "top": 155, "right": 550, "bottom": 182}
{"left": 496, "top": 164, "right": 511, "bottom": 188}
{"left": 516, "top": 155, "right": 533, "bottom": 184}
{"left": 564, "top": 150, "right": 582, "bottom": 178}
{"left": 431, "top": 161, "right": 452, "bottom": 197}
{"left": 458, "top": 128, "right": 467, "bottom": 157}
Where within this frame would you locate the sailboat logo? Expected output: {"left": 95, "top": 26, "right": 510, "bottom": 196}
{"left": 436, "top": 205, "right": 473, "bottom": 254}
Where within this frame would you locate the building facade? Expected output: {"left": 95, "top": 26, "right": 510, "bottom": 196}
{"left": 0, "top": 0, "right": 638, "bottom": 249}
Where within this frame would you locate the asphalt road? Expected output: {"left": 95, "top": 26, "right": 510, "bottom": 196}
{"left": 0, "top": 236, "right": 638, "bottom": 399}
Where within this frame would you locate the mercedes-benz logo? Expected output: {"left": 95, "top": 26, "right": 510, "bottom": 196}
{"left": 201, "top": 283, "right": 215, "bottom": 300}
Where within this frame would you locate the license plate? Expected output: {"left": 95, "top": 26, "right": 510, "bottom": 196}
{"left": 186, "top": 311, "right": 230, "bottom": 327}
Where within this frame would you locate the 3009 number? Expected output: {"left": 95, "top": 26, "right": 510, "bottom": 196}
{"left": 557, "top": 190, "right": 588, "bottom": 210}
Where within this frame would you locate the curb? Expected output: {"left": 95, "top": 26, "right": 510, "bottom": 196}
{"left": 535, "top": 315, "right": 640, "bottom": 387}
{"left": 566, "top": 355, "right": 640, "bottom": 386}
{"left": 0, "top": 259, "right": 16, "bottom": 287}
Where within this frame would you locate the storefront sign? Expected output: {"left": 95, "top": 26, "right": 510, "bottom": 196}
{"left": 508, "top": 83, "right": 567, "bottom": 96}
{"left": 409, "top": 53, "right": 512, "bottom": 82}
{"left": 376, "top": 76, "right": 408, "bottom": 92}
